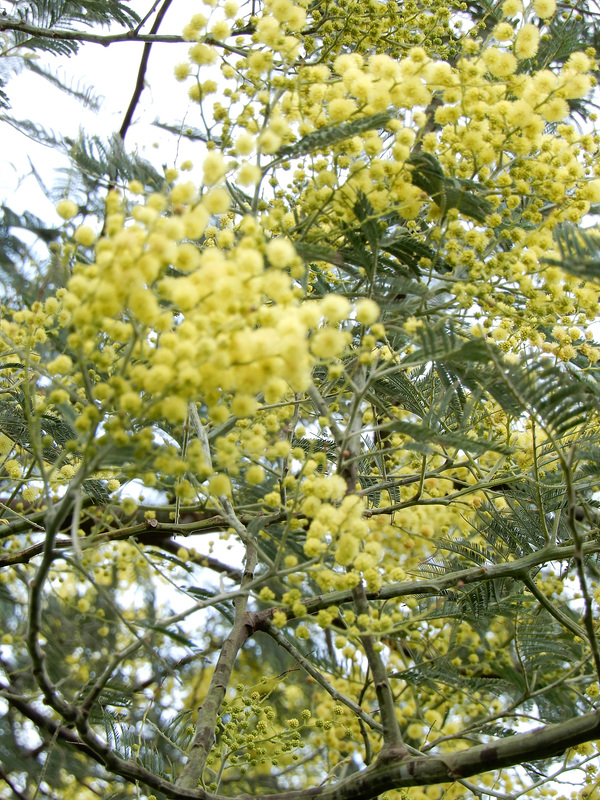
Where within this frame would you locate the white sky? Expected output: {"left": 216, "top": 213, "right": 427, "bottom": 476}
{"left": 1, "top": 0, "right": 204, "bottom": 224}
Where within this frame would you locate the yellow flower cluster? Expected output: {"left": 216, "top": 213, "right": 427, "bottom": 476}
{"left": 51, "top": 189, "right": 314, "bottom": 427}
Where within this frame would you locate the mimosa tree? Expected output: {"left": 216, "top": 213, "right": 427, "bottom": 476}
{"left": 1, "top": 1, "right": 600, "bottom": 799}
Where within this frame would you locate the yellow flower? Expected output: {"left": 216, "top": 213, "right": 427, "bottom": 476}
{"left": 209, "top": 473, "right": 232, "bottom": 497}
{"left": 5, "top": 459, "right": 21, "bottom": 479}
{"left": 483, "top": 48, "right": 517, "bottom": 77}
{"left": 47, "top": 354, "right": 74, "bottom": 375}
{"left": 74, "top": 225, "right": 96, "bottom": 247}
{"left": 310, "top": 328, "right": 350, "bottom": 358}
{"left": 533, "top": 0, "right": 555, "bottom": 18}
{"left": 515, "top": 24, "right": 540, "bottom": 59}
{"left": 231, "top": 394, "right": 258, "bottom": 417}
{"left": 266, "top": 237, "right": 296, "bottom": 268}
{"left": 493, "top": 22, "right": 514, "bottom": 40}
{"left": 502, "top": 0, "right": 522, "bottom": 15}
{"left": 238, "top": 163, "right": 262, "bottom": 185}
{"left": 320, "top": 294, "right": 351, "bottom": 323}
{"left": 202, "top": 152, "right": 227, "bottom": 186}
{"left": 161, "top": 396, "right": 188, "bottom": 423}
{"left": 174, "top": 63, "right": 191, "bottom": 81}
{"left": 335, "top": 534, "right": 360, "bottom": 566}
{"left": 56, "top": 199, "right": 78, "bottom": 220}
{"left": 540, "top": 97, "right": 569, "bottom": 122}
{"left": 354, "top": 299, "right": 380, "bottom": 325}
{"left": 188, "top": 43, "right": 216, "bottom": 65}
{"left": 246, "top": 465, "right": 265, "bottom": 485}
{"left": 203, "top": 188, "right": 230, "bottom": 214}
{"left": 235, "top": 133, "right": 255, "bottom": 155}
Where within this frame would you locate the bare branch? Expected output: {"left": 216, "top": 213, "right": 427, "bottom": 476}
{"left": 177, "top": 540, "right": 258, "bottom": 789}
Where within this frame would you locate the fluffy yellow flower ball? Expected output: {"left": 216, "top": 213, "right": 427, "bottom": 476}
{"left": 56, "top": 199, "right": 78, "bottom": 220}
{"left": 515, "top": 24, "right": 540, "bottom": 59}
{"left": 533, "top": 0, "right": 556, "bottom": 18}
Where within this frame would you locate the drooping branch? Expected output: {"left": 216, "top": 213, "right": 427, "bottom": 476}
{"left": 0, "top": 19, "right": 253, "bottom": 50}
{"left": 0, "top": 18, "right": 184, "bottom": 44}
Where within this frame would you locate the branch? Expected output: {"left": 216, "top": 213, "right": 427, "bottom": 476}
{"left": 0, "top": 681, "right": 104, "bottom": 765}
{"left": 523, "top": 573, "right": 586, "bottom": 641}
{"left": 261, "top": 619, "right": 383, "bottom": 733}
{"left": 0, "top": 18, "right": 185, "bottom": 44}
{"left": 119, "top": 0, "right": 173, "bottom": 142}
{"left": 352, "top": 579, "right": 405, "bottom": 749}
{"left": 291, "top": 538, "right": 600, "bottom": 619}
{"left": 565, "top": 446, "right": 600, "bottom": 681}
{"left": 26, "top": 484, "right": 83, "bottom": 721}
{"left": 176, "top": 540, "right": 258, "bottom": 789}
{"left": 6, "top": 672, "right": 600, "bottom": 800}
{"left": 0, "top": 18, "right": 253, "bottom": 53}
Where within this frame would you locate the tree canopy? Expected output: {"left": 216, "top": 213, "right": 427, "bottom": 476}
{"left": 2, "top": 1, "right": 600, "bottom": 799}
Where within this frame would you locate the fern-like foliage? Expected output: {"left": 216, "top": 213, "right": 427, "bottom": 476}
{"left": 500, "top": 355, "right": 600, "bottom": 439}
{"left": 3, "top": 1, "right": 140, "bottom": 55}
{"left": 276, "top": 110, "right": 396, "bottom": 160}
{"left": 544, "top": 222, "right": 600, "bottom": 283}
{"left": 61, "top": 133, "right": 165, "bottom": 194}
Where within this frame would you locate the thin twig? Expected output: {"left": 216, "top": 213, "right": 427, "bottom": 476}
{"left": 523, "top": 573, "right": 587, "bottom": 641}
{"left": 261, "top": 620, "right": 383, "bottom": 733}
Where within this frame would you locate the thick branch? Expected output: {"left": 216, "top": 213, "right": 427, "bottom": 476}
{"left": 0, "top": 681, "right": 104, "bottom": 765}
{"left": 6, "top": 671, "right": 600, "bottom": 800}
{"left": 0, "top": 18, "right": 253, "bottom": 51}
{"left": 292, "top": 538, "right": 600, "bottom": 618}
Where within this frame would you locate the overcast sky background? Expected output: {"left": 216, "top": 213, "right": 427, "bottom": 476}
{"left": 1, "top": 0, "right": 205, "bottom": 226}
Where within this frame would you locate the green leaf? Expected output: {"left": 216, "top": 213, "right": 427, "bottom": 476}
{"left": 276, "top": 110, "right": 395, "bottom": 159}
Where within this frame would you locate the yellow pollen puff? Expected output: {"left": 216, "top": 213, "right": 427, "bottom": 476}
{"left": 320, "top": 294, "right": 351, "bottom": 323}
{"left": 169, "top": 181, "right": 196, "bottom": 205}
{"left": 188, "top": 43, "right": 217, "bottom": 66}
{"left": 74, "top": 225, "right": 96, "bottom": 247}
{"left": 160, "top": 396, "right": 188, "bottom": 423}
{"left": 515, "top": 24, "right": 540, "bottom": 59}
{"left": 237, "top": 163, "right": 262, "bottom": 186}
{"left": 47, "top": 354, "right": 74, "bottom": 375}
{"left": 354, "top": 299, "right": 380, "bottom": 325}
{"left": 56, "top": 199, "right": 78, "bottom": 220}
{"left": 235, "top": 133, "right": 255, "bottom": 155}
{"left": 209, "top": 473, "right": 232, "bottom": 497}
{"left": 5, "top": 459, "right": 21, "bottom": 479}
{"left": 231, "top": 394, "right": 259, "bottom": 417}
{"left": 483, "top": 48, "right": 518, "bottom": 77}
{"left": 174, "top": 62, "right": 191, "bottom": 81}
{"left": 502, "top": 0, "right": 522, "bottom": 14}
{"left": 310, "top": 328, "right": 351, "bottom": 359}
{"left": 493, "top": 22, "right": 514, "bottom": 41}
{"left": 202, "top": 152, "right": 228, "bottom": 186}
{"left": 266, "top": 238, "right": 296, "bottom": 268}
{"left": 533, "top": 0, "right": 555, "bottom": 18}
{"left": 203, "top": 188, "right": 231, "bottom": 214}
{"left": 335, "top": 534, "right": 360, "bottom": 566}
{"left": 246, "top": 464, "right": 265, "bottom": 485}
